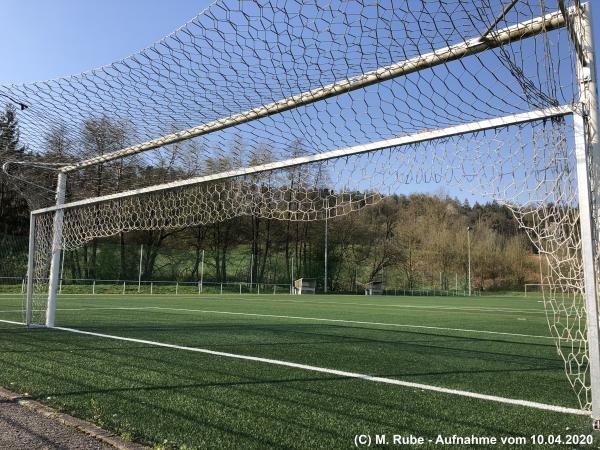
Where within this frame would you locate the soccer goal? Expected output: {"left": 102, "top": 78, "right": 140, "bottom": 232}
{"left": 4, "top": 0, "right": 600, "bottom": 427}
{"left": 293, "top": 279, "right": 316, "bottom": 295}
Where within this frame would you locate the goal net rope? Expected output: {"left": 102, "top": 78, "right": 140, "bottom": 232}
{"left": 1, "top": 0, "right": 597, "bottom": 413}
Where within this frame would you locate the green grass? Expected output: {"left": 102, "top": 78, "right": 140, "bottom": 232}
{"left": 0, "top": 293, "right": 597, "bottom": 449}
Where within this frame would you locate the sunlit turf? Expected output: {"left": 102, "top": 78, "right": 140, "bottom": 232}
{"left": 0, "top": 293, "right": 596, "bottom": 449}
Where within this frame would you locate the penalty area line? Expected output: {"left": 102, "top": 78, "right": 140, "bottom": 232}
{"left": 53, "top": 325, "right": 587, "bottom": 417}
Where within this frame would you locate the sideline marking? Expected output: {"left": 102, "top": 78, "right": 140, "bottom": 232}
{"left": 5, "top": 305, "right": 564, "bottom": 340}
{"left": 10, "top": 306, "right": 557, "bottom": 340}
{"left": 4, "top": 303, "right": 582, "bottom": 342}
{"left": 135, "top": 306, "right": 558, "bottom": 341}
{"left": 52, "top": 325, "right": 588, "bottom": 417}
{"left": 0, "top": 293, "right": 549, "bottom": 313}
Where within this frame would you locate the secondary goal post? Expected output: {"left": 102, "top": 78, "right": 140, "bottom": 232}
{"left": 4, "top": 0, "right": 600, "bottom": 427}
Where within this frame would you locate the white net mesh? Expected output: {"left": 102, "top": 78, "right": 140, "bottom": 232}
{"left": 3, "top": 0, "right": 597, "bottom": 412}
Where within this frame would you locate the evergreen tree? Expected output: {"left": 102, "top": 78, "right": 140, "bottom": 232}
{"left": 0, "top": 104, "right": 25, "bottom": 155}
{"left": 0, "top": 103, "right": 29, "bottom": 237}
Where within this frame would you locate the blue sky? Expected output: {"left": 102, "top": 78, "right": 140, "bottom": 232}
{"left": 0, "top": 1, "right": 597, "bottom": 206}
{"left": 0, "top": 1, "right": 214, "bottom": 84}
{"left": 1, "top": 1, "right": 598, "bottom": 85}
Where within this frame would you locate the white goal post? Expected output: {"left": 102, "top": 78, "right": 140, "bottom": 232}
{"left": 12, "top": 0, "right": 600, "bottom": 427}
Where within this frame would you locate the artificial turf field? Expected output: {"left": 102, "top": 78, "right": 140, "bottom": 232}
{"left": 0, "top": 293, "right": 597, "bottom": 449}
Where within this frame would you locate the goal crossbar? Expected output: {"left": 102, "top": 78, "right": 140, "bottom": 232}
{"left": 33, "top": 105, "right": 573, "bottom": 215}
{"left": 59, "top": 8, "right": 570, "bottom": 173}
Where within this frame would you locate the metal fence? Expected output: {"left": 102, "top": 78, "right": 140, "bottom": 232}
{"left": 0, "top": 276, "right": 483, "bottom": 297}
{"left": 0, "top": 276, "right": 293, "bottom": 296}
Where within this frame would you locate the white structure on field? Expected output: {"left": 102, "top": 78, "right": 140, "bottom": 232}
{"left": 294, "top": 278, "right": 316, "bottom": 295}
{"left": 364, "top": 281, "right": 384, "bottom": 296}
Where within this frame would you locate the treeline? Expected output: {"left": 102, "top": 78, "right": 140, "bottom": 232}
{"left": 51, "top": 194, "right": 536, "bottom": 292}
{"left": 0, "top": 104, "right": 538, "bottom": 291}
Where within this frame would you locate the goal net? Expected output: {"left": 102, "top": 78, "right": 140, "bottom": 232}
{"left": 2, "top": 0, "right": 600, "bottom": 420}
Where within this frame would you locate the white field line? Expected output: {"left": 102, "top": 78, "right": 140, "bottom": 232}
{"left": 3, "top": 305, "right": 559, "bottom": 341}
{"left": 125, "top": 306, "right": 560, "bottom": 341}
{"left": 0, "top": 318, "right": 24, "bottom": 325}
{"left": 206, "top": 297, "right": 546, "bottom": 314}
{"left": 256, "top": 299, "right": 548, "bottom": 314}
{"left": 207, "top": 298, "right": 551, "bottom": 314}
{"left": 0, "top": 292, "right": 549, "bottom": 315}
{"left": 52, "top": 325, "right": 587, "bottom": 416}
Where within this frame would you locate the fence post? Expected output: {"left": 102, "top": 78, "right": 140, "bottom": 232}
{"left": 240, "top": 283, "right": 242, "bottom": 294}
{"left": 92, "top": 280, "right": 96, "bottom": 295}
{"left": 220, "top": 283, "right": 223, "bottom": 294}
{"left": 176, "top": 282, "right": 179, "bottom": 296}
{"left": 150, "top": 282, "right": 153, "bottom": 295}
{"left": 122, "top": 281, "right": 126, "bottom": 295}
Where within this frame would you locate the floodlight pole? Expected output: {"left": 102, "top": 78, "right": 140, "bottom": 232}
{"left": 46, "top": 172, "right": 67, "bottom": 327}
{"left": 574, "top": 2, "right": 600, "bottom": 427}
{"left": 324, "top": 196, "right": 328, "bottom": 294}
{"left": 291, "top": 256, "right": 294, "bottom": 294}
{"left": 138, "top": 244, "right": 143, "bottom": 293}
{"left": 200, "top": 249, "right": 204, "bottom": 293}
{"left": 59, "top": 249, "right": 65, "bottom": 294}
{"left": 25, "top": 212, "right": 36, "bottom": 326}
{"left": 467, "top": 227, "right": 472, "bottom": 297}
{"left": 250, "top": 252, "right": 254, "bottom": 291}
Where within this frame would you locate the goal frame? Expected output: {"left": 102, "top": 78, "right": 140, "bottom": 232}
{"left": 22, "top": 1, "right": 600, "bottom": 426}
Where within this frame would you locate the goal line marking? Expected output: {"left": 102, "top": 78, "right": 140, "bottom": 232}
{"left": 52, "top": 325, "right": 587, "bottom": 416}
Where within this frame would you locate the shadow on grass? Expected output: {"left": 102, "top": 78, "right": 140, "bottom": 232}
{"left": 48, "top": 321, "right": 563, "bottom": 364}
{"left": 0, "top": 333, "right": 586, "bottom": 448}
